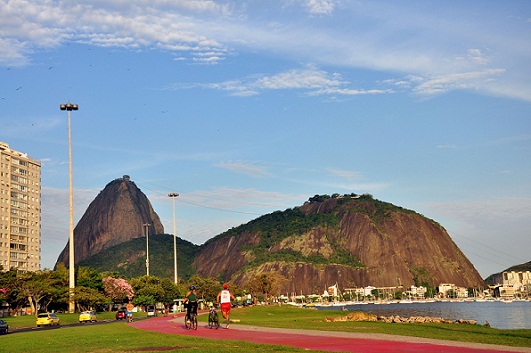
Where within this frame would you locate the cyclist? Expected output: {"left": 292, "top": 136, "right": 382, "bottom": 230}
{"left": 183, "top": 285, "right": 198, "bottom": 326}
{"left": 216, "top": 284, "right": 235, "bottom": 328}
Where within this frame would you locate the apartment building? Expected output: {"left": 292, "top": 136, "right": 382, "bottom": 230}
{"left": 503, "top": 271, "right": 531, "bottom": 289}
{"left": 0, "top": 142, "right": 41, "bottom": 272}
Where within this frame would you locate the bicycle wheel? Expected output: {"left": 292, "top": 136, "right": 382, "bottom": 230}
{"left": 184, "top": 315, "right": 190, "bottom": 329}
{"left": 191, "top": 313, "right": 198, "bottom": 330}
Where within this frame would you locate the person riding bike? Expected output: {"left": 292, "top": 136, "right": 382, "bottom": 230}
{"left": 183, "top": 285, "right": 198, "bottom": 324}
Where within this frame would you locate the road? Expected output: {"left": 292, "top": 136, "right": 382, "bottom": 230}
{"left": 6, "top": 318, "right": 128, "bottom": 334}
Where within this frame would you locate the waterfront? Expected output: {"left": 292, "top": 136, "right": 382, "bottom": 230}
{"left": 315, "top": 300, "right": 531, "bottom": 329}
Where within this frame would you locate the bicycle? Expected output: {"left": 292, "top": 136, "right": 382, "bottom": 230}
{"left": 185, "top": 311, "right": 197, "bottom": 330}
{"left": 208, "top": 306, "right": 220, "bottom": 329}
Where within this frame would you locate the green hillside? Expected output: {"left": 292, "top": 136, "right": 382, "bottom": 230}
{"left": 78, "top": 234, "right": 200, "bottom": 279}
{"left": 506, "top": 261, "right": 531, "bottom": 272}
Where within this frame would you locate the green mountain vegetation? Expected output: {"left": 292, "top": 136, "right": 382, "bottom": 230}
{"left": 78, "top": 234, "right": 200, "bottom": 279}
{"left": 505, "top": 261, "right": 531, "bottom": 272}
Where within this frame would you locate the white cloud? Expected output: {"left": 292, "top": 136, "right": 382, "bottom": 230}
{"left": 327, "top": 168, "right": 363, "bottom": 180}
{"left": 206, "top": 67, "right": 389, "bottom": 97}
{"left": 406, "top": 69, "right": 506, "bottom": 96}
{"left": 306, "top": 0, "right": 335, "bottom": 15}
{"left": 1, "top": 1, "right": 529, "bottom": 101}
{"left": 180, "top": 187, "right": 300, "bottom": 210}
{"left": 216, "top": 160, "right": 270, "bottom": 177}
{"left": 0, "top": 0, "right": 228, "bottom": 64}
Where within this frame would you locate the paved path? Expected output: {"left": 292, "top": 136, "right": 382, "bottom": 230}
{"left": 130, "top": 314, "right": 530, "bottom": 353}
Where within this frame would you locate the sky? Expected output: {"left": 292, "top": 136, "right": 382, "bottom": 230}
{"left": 1, "top": 1, "right": 530, "bottom": 279}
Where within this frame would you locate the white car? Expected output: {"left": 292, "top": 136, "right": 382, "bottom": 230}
{"left": 147, "top": 306, "right": 157, "bottom": 317}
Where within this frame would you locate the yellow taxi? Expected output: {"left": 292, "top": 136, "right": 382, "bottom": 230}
{"left": 79, "top": 311, "right": 97, "bottom": 323}
{"left": 36, "top": 313, "right": 60, "bottom": 327}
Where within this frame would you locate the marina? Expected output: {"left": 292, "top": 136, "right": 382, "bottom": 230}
{"left": 312, "top": 299, "right": 531, "bottom": 330}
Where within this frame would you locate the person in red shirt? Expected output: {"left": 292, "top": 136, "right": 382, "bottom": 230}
{"left": 216, "top": 284, "right": 235, "bottom": 328}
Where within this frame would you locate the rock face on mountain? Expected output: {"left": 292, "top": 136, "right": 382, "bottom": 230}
{"left": 55, "top": 176, "right": 164, "bottom": 267}
{"left": 193, "top": 194, "right": 485, "bottom": 294}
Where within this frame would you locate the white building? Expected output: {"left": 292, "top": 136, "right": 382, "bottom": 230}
{"left": 503, "top": 271, "right": 531, "bottom": 292}
{"left": 0, "top": 142, "right": 41, "bottom": 272}
{"left": 409, "top": 285, "right": 427, "bottom": 298}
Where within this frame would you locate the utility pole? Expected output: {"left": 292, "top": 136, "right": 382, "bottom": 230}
{"left": 143, "top": 223, "right": 151, "bottom": 276}
{"left": 60, "top": 101, "right": 78, "bottom": 314}
{"left": 168, "top": 193, "right": 179, "bottom": 284}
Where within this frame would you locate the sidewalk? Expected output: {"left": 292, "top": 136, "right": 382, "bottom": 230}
{"left": 130, "top": 315, "right": 531, "bottom": 353}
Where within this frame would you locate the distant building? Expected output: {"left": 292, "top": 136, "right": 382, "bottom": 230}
{"left": 437, "top": 283, "right": 454, "bottom": 297}
{"left": 327, "top": 283, "right": 339, "bottom": 297}
{"left": 456, "top": 287, "right": 468, "bottom": 298}
{"left": 363, "top": 286, "right": 376, "bottom": 297}
{"left": 0, "top": 142, "right": 41, "bottom": 272}
{"left": 437, "top": 283, "right": 470, "bottom": 298}
{"left": 409, "top": 285, "right": 427, "bottom": 298}
{"left": 502, "top": 271, "right": 531, "bottom": 293}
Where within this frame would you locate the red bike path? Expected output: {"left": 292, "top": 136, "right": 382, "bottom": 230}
{"left": 130, "top": 314, "right": 530, "bottom": 353}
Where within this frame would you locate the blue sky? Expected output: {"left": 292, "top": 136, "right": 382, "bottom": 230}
{"left": 1, "top": 1, "right": 530, "bottom": 278}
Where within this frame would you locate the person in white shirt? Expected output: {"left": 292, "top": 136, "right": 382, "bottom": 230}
{"left": 216, "top": 284, "right": 235, "bottom": 328}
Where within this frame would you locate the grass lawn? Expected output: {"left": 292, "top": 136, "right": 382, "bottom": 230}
{"left": 2, "top": 305, "right": 530, "bottom": 352}
{"left": 2, "top": 310, "right": 146, "bottom": 329}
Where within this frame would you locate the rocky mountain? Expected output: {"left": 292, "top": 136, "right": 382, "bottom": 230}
{"left": 193, "top": 194, "right": 485, "bottom": 294}
{"left": 55, "top": 176, "right": 164, "bottom": 267}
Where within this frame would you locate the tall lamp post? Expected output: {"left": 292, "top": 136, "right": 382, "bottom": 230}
{"left": 143, "top": 223, "right": 151, "bottom": 276}
{"left": 168, "top": 193, "right": 179, "bottom": 284}
{"left": 60, "top": 101, "right": 78, "bottom": 314}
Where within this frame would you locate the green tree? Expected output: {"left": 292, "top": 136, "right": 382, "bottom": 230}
{"left": 20, "top": 270, "right": 68, "bottom": 316}
{"left": 159, "top": 278, "right": 180, "bottom": 309}
{"left": 132, "top": 294, "right": 155, "bottom": 307}
{"left": 0, "top": 269, "right": 27, "bottom": 314}
{"left": 186, "top": 275, "right": 221, "bottom": 302}
{"left": 76, "top": 266, "right": 103, "bottom": 290}
{"left": 74, "top": 287, "right": 108, "bottom": 311}
{"left": 130, "top": 276, "right": 166, "bottom": 309}
{"left": 247, "top": 272, "right": 287, "bottom": 303}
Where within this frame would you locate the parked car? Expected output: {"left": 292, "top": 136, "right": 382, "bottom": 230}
{"left": 36, "top": 313, "right": 60, "bottom": 327}
{"left": 79, "top": 311, "right": 97, "bottom": 323}
{"left": 147, "top": 305, "right": 157, "bottom": 317}
{"left": 115, "top": 309, "right": 127, "bottom": 320}
{"left": 0, "top": 319, "right": 8, "bottom": 334}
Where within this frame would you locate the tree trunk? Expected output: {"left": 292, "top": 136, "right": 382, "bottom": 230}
{"left": 28, "top": 296, "right": 36, "bottom": 316}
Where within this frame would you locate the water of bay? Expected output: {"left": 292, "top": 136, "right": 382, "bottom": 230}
{"left": 316, "top": 300, "right": 531, "bottom": 329}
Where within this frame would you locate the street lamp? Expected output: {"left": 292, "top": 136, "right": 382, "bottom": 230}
{"left": 168, "top": 193, "right": 179, "bottom": 284}
{"left": 60, "top": 101, "right": 78, "bottom": 314}
{"left": 143, "top": 223, "right": 151, "bottom": 276}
